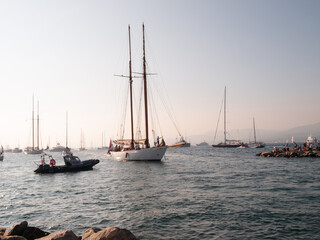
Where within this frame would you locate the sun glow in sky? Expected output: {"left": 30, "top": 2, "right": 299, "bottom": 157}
{"left": 0, "top": 0, "right": 319, "bottom": 148}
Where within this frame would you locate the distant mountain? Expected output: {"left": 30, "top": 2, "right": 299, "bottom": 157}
{"left": 187, "top": 122, "right": 320, "bottom": 145}
{"left": 277, "top": 122, "right": 320, "bottom": 142}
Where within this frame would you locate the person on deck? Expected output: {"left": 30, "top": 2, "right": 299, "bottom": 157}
{"left": 49, "top": 157, "right": 56, "bottom": 167}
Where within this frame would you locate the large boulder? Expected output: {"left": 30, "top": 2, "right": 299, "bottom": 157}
{"left": 36, "top": 230, "right": 79, "bottom": 240}
{"left": 0, "top": 236, "right": 27, "bottom": 240}
{"left": 81, "top": 227, "right": 137, "bottom": 240}
{"left": 22, "top": 227, "right": 50, "bottom": 240}
{"left": 0, "top": 228, "right": 6, "bottom": 236}
{"left": 6, "top": 222, "right": 28, "bottom": 237}
{"left": 82, "top": 228, "right": 101, "bottom": 240}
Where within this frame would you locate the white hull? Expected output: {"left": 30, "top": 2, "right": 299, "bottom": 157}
{"left": 24, "top": 149, "right": 43, "bottom": 155}
{"left": 110, "top": 146, "right": 167, "bottom": 161}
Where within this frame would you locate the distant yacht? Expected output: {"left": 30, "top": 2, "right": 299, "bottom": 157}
{"left": 4, "top": 146, "right": 12, "bottom": 153}
{"left": 196, "top": 141, "right": 209, "bottom": 147}
{"left": 50, "top": 143, "right": 68, "bottom": 152}
{"left": 79, "top": 129, "right": 86, "bottom": 151}
{"left": 212, "top": 87, "right": 242, "bottom": 148}
{"left": 50, "top": 112, "right": 70, "bottom": 153}
{"left": 248, "top": 118, "right": 265, "bottom": 148}
{"left": 168, "top": 136, "right": 191, "bottom": 148}
{"left": 12, "top": 147, "right": 23, "bottom": 153}
{"left": 24, "top": 97, "right": 43, "bottom": 155}
{"left": 306, "top": 135, "right": 317, "bottom": 145}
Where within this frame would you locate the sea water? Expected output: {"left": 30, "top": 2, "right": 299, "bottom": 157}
{"left": 1, "top": 146, "right": 320, "bottom": 239}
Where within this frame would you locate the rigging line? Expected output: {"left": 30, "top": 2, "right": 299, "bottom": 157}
{"left": 213, "top": 97, "right": 224, "bottom": 144}
{"left": 152, "top": 71, "right": 181, "bottom": 136}
{"left": 152, "top": 79, "right": 181, "bottom": 136}
{"left": 149, "top": 88, "right": 156, "bottom": 144}
{"left": 150, "top": 80, "right": 163, "bottom": 137}
{"left": 120, "top": 83, "right": 129, "bottom": 139}
{"left": 135, "top": 78, "right": 144, "bottom": 139}
{"left": 145, "top": 37, "right": 182, "bottom": 137}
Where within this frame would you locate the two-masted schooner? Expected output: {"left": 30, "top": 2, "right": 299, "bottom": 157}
{"left": 24, "top": 96, "right": 43, "bottom": 154}
{"left": 109, "top": 24, "right": 167, "bottom": 161}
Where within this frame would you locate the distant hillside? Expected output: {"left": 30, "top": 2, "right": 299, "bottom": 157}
{"left": 187, "top": 122, "right": 320, "bottom": 145}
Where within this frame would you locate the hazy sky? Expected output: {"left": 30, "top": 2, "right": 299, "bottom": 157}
{"left": 0, "top": 0, "right": 319, "bottom": 148}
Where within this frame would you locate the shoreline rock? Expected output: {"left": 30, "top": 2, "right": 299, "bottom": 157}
{"left": 0, "top": 222, "right": 137, "bottom": 240}
{"left": 256, "top": 149, "right": 320, "bottom": 158}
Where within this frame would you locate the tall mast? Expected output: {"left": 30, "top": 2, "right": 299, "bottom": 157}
{"left": 32, "top": 95, "right": 34, "bottom": 150}
{"left": 142, "top": 23, "right": 149, "bottom": 148}
{"left": 253, "top": 117, "right": 257, "bottom": 144}
{"left": 128, "top": 25, "right": 134, "bottom": 148}
{"left": 224, "top": 87, "right": 226, "bottom": 144}
{"left": 37, "top": 100, "right": 39, "bottom": 150}
{"left": 66, "top": 112, "right": 68, "bottom": 148}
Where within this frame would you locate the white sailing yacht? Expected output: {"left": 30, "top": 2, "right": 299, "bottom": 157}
{"left": 212, "top": 87, "right": 242, "bottom": 148}
{"left": 50, "top": 112, "right": 70, "bottom": 153}
{"left": 109, "top": 24, "right": 167, "bottom": 161}
{"left": 24, "top": 97, "right": 43, "bottom": 154}
{"left": 248, "top": 117, "right": 265, "bottom": 148}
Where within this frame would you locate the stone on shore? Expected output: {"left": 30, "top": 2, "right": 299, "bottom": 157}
{"left": 6, "top": 222, "right": 28, "bottom": 237}
{"left": 1, "top": 223, "right": 137, "bottom": 240}
{"left": 82, "top": 228, "right": 102, "bottom": 240}
{"left": 36, "top": 230, "right": 79, "bottom": 240}
{"left": 0, "top": 236, "right": 27, "bottom": 240}
{"left": 82, "top": 227, "right": 137, "bottom": 240}
{"left": 0, "top": 228, "right": 6, "bottom": 236}
{"left": 22, "top": 227, "right": 50, "bottom": 240}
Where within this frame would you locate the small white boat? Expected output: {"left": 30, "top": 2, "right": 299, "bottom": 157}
{"left": 306, "top": 135, "right": 317, "bottom": 145}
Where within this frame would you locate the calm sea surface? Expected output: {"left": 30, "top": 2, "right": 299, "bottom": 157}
{"left": 1, "top": 146, "right": 320, "bottom": 239}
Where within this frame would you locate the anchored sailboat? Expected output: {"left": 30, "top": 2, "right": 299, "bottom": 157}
{"left": 50, "top": 112, "right": 70, "bottom": 153}
{"left": 212, "top": 87, "right": 243, "bottom": 148}
{"left": 248, "top": 118, "right": 265, "bottom": 148}
{"left": 79, "top": 129, "right": 86, "bottom": 151}
{"left": 24, "top": 97, "right": 43, "bottom": 154}
{"left": 109, "top": 24, "right": 167, "bottom": 161}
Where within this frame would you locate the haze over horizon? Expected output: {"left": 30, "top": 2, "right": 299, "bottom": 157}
{"left": 0, "top": 0, "right": 319, "bottom": 148}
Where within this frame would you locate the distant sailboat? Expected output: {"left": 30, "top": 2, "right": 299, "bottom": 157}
{"left": 248, "top": 117, "right": 265, "bottom": 148}
{"left": 212, "top": 87, "right": 242, "bottom": 148}
{"left": 109, "top": 24, "right": 167, "bottom": 161}
{"left": 168, "top": 136, "right": 191, "bottom": 148}
{"left": 50, "top": 112, "right": 70, "bottom": 153}
{"left": 24, "top": 97, "right": 43, "bottom": 154}
{"left": 98, "top": 132, "right": 108, "bottom": 150}
{"left": 79, "top": 129, "right": 86, "bottom": 151}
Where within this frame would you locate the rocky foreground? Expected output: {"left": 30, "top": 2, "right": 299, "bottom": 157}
{"left": 0, "top": 221, "right": 137, "bottom": 240}
{"left": 256, "top": 148, "right": 320, "bottom": 158}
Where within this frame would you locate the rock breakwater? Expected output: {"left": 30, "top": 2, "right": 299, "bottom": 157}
{"left": 0, "top": 221, "right": 137, "bottom": 240}
{"left": 257, "top": 148, "right": 320, "bottom": 158}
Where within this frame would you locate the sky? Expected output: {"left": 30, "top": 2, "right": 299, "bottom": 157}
{"left": 0, "top": 0, "right": 319, "bottom": 148}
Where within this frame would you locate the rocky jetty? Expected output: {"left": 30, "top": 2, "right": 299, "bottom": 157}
{"left": 0, "top": 221, "right": 137, "bottom": 240}
{"left": 256, "top": 148, "right": 320, "bottom": 158}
